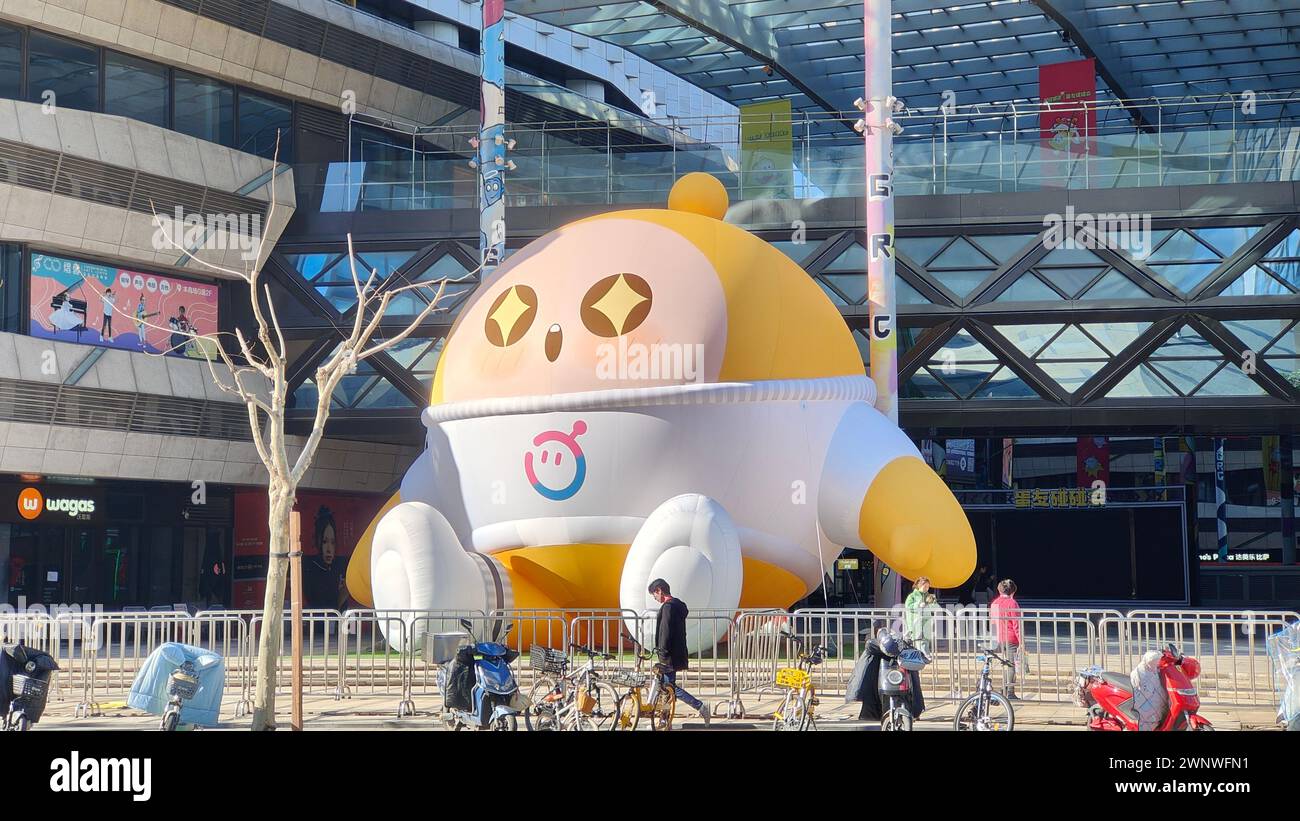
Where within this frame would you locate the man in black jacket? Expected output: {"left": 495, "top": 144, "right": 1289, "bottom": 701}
{"left": 649, "top": 578, "right": 710, "bottom": 725}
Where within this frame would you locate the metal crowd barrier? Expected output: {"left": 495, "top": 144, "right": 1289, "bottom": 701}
{"left": 11, "top": 605, "right": 1291, "bottom": 722}
{"left": 1100, "top": 610, "right": 1300, "bottom": 707}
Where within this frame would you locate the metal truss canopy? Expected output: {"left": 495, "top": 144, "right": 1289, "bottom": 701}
{"left": 506, "top": 0, "right": 1300, "bottom": 120}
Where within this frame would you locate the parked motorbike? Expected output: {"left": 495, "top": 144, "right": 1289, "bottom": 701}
{"left": 1073, "top": 644, "right": 1212, "bottom": 731}
{"left": 851, "top": 629, "right": 929, "bottom": 731}
{"left": 436, "top": 619, "right": 528, "bottom": 731}
{"left": 160, "top": 661, "right": 202, "bottom": 732}
{"left": 2, "top": 642, "right": 58, "bottom": 732}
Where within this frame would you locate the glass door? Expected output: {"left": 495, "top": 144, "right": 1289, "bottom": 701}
{"left": 69, "top": 528, "right": 98, "bottom": 605}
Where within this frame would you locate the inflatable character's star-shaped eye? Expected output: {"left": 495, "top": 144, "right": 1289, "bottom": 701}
{"left": 485, "top": 284, "right": 537, "bottom": 346}
{"left": 581, "top": 273, "right": 652, "bottom": 337}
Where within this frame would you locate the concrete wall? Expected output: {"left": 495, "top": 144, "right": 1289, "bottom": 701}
{"left": 0, "top": 100, "right": 295, "bottom": 276}
{"left": 0, "top": 331, "right": 420, "bottom": 491}
{"left": 0, "top": 418, "right": 419, "bottom": 492}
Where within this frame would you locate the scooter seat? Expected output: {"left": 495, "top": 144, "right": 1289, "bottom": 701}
{"left": 1100, "top": 671, "right": 1132, "bottom": 692}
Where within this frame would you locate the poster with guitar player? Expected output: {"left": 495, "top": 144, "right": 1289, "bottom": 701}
{"left": 28, "top": 251, "right": 220, "bottom": 358}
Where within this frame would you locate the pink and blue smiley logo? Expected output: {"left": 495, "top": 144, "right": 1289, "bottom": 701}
{"left": 524, "top": 420, "right": 588, "bottom": 501}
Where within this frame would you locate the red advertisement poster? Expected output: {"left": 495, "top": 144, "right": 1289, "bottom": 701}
{"left": 1039, "top": 58, "right": 1096, "bottom": 154}
{"left": 1076, "top": 436, "right": 1110, "bottom": 487}
{"left": 28, "top": 251, "right": 220, "bottom": 358}
{"left": 232, "top": 491, "right": 386, "bottom": 611}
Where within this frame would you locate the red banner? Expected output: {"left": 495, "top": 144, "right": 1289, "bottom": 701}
{"left": 1039, "top": 58, "right": 1096, "bottom": 154}
{"left": 232, "top": 491, "right": 385, "bottom": 610}
{"left": 1077, "top": 436, "right": 1110, "bottom": 487}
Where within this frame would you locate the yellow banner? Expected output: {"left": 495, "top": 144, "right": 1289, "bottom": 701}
{"left": 739, "top": 99, "right": 793, "bottom": 199}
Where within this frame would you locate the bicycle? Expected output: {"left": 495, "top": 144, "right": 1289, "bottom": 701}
{"left": 772, "top": 631, "right": 827, "bottom": 731}
{"left": 608, "top": 651, "right": 677, "bottom": 731}
{"left": 528, "top": 643, "right": 620, "bottom": 731}
{"left": 954, "top": 645, "right": 1016, "bottom": 731}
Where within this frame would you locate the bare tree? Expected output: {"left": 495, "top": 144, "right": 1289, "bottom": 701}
{"left": 138, "top": 138, "right": 460, "bottom": 729}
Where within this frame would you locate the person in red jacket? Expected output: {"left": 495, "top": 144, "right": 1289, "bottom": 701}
{"left": 989, "top": 579, "right": 1023, "bottom": 699}
{"left": 650, "top": 578, "right": 711, "bottom": 726}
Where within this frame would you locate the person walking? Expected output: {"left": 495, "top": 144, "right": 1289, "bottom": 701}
{"left": 903, "top": 576, "right": 938, "bottom": 655}
{"left": 989, "top": 579, "right": 1023, "bottom": 699}
{"left": 648, "top": 578, "right": 711, "bottom": 726}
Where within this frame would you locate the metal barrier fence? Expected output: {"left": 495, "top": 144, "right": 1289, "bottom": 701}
{"left": 7, "top": 606, "right": 1293, "bottom": 722}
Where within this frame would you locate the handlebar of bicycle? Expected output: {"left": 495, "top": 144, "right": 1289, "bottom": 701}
{"left": 569, "top": 642, "right": 615, "bottom": 661}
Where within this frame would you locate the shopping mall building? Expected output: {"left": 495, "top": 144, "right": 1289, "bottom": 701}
{"left": 0, "top": 0, "right": 1295, "bottom": 612}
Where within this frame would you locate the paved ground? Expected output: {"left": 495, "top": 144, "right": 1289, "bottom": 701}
{"left": 31, "top": 692, "right": 1284, "bottom": 731}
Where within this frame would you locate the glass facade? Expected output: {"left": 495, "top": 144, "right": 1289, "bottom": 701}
{"left": 27, "top": 31, "right": 98, "bottom": 112}
{"left": 105, "top": 51, "right": 168, "bottom": 128}
{"left": 0, "top": 24, "right": 19, "bottom": 100}
{"left": 0, "top": 21, "right": 294, "bottom": 161}
{"left": 173, "top": 71, "right": 235, "bottom": 148}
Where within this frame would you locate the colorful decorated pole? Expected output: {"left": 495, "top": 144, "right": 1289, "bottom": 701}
{"left": 862, "top": 0, "right": 898, "bottom": 424}
{"left": 477, "top": 0, "right": 507, "bottom": 272}
{"left": 860, "top": 0, "right": 903, "bottom": 607}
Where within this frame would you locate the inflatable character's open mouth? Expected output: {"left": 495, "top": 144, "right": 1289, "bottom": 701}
{"left": 422, "top": 374, "right": 875, "bottom": 426}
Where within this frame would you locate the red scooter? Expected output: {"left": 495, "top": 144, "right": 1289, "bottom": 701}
{"left": 1073, "top": 644, "right": 1213, "bottom": 731}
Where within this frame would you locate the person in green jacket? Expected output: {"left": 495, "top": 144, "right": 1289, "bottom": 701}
{"left": 904, "top": 576, "right": 938, "bottom": 655}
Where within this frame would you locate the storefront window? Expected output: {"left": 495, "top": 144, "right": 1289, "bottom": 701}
{"left": 174, "top": 70, "right": 235, "bottom": 147}
{"left": 27, "top": 31, "right": 99, "bottom": 112}
{"left": 105, "top": 51, "right": 169, "bottom": 128}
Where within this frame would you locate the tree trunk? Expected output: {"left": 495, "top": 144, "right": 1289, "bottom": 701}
{"left": 251, "top": 486, "right": 294, "bottom": 730}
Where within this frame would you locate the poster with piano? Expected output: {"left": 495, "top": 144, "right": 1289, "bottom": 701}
{"left": 28, "top": 252, "right": 220, "bottom": 358}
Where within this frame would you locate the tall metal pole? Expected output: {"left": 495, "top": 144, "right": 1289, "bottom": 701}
{"left": 863, "top": 0, "right": 902, "bottom": 608}
{"left": 478, "top": 0, "right": 507, "bottom": 273}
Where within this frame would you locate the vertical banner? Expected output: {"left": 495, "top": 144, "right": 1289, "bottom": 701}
{"left": 1002, "top": 437, "right": 1015, "bottom": 489}
{"left": 865, "top": 0, "right": 899, "bottom": 607}
{"left": 1179, "top": 436, "right": 1198, "bottom": 484}
{"left": 1214, "top": 438, "right": 1229, "bottom": 563}
{"left": 1263, "top": 435, "right": 1282, "bottom": 505}
{"left": 739, "top": 100, "right": 794, "bottom": 199}
{"left": 478, "top": 0, "right": 507, "bottom": 272}
{"left": 1039, "top": 58, "right": 1096, "bottom": 154}
{"left": 1153, "top": 436, "right": 1167, "bottom": 500}
{"left": 1076, "top": 436, "right": 1110, "bottom": 487}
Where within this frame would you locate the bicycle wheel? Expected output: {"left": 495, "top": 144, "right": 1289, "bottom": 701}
{"left": 650, "top": 687, "right": 676, "bottom": 731}
{"left": 491, "top": 713, "right": 518, "bottom": 732}
{"left": 585, "top": 681, "right": 621, "bottom": 729}
{"left": 570, "top": 715, "right": 598, "bottom": 732}
{"left": 955, "top": 692, "right": 1014, "bottom": 731}
{"left": 882, "top": 707, "right": 913, "bottom": 732}
{"left": 612, "top": 692, "right": 641, "bottom": 731}
{"left": 798, "top": 687, "right": 816, "bottom": 732}
{"left": 161, "top": 711, "right": 179, "bottom": 732}
{"left": 528, "top": 675, "right": 560, "bottom": 707}
{"left": 772, "top": 692, "right": 795, "bottom": 731}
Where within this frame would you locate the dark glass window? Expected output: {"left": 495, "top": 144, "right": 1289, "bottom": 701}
{"left": 105, "top": 51, "right": 168, "bottom": 128}
{"left": 0, "top": 244, "right": 21, "bottom": 333}
{"left": 0, "top": 24, "right": 20, "bottom": 100}
{"left": 173, "top": 70, "right": 234, "bottom": 146}
{"left": 237, "top": 90, "right": 293, "bottom": 161}
{"left": 27, "top": 31, "right": 99, "bottom": 112}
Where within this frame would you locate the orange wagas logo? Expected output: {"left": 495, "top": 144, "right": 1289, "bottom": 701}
{"left": 17, "top": 487, "right": 43, "bottom": 520}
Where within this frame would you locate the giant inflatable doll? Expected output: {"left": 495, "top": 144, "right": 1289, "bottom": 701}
{"left": 346, "top": 173, "right": 976, "bottom": 650}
